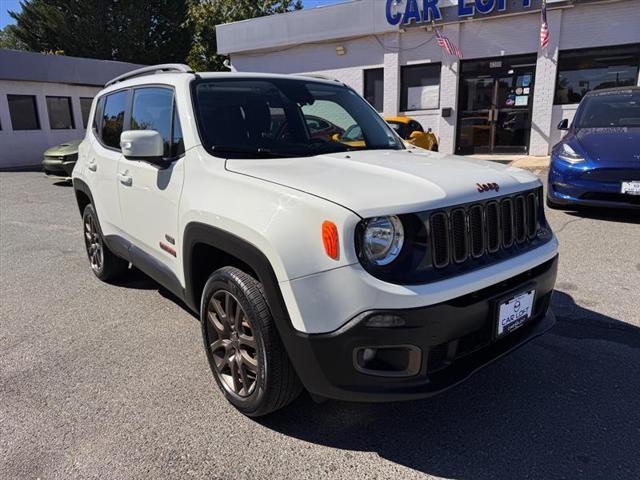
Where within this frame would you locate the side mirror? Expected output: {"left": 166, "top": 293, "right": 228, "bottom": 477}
{"left": 120, "top": 130, "right": 165, "bottom": 164}
{"left": 557, "top": 119, "right": 569, "bottom": 131}
{"left": 409, "top": 131, "right": 423, "bottom": 139}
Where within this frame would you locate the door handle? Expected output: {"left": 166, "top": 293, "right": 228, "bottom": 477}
{"left": 87, "top": 160, "right": 97, "bottom": 172}
{"left": 118, "top": 172, "right": 133, "bottom": 187}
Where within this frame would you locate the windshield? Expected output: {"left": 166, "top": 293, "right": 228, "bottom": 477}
{"left": 575, "top": 90, "right": 640, "bottom": 128}
{"left": 193, "top": 78, "right": 404, "bottom": 158}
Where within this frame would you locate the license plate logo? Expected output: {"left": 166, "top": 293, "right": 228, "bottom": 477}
{"left": 621, "top": 181, "right": 640, "bottom": 195}
{"left": 497, "top": 290, "right": 535, "bottom": 338}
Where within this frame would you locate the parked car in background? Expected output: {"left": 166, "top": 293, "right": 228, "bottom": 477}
{"left": 548, "top": 87, "right": 640, "bottom": 209}
{"left": 385, "top": 117, "right": 439, "bottom": 151}
{"left": 42, "top": 140, "right": 81, "bottom": 179}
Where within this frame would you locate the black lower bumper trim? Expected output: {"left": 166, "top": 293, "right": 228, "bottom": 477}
{"left": 281, "top": 255, "right": 558, "bottom": 402}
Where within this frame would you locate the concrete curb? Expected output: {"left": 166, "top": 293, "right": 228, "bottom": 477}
{"left": 509, "top": 156, "right": 550, "bottom": 170}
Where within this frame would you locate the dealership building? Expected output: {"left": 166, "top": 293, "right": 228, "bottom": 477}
{"left": 217, "top": 0, "right": 640, "bottom": 156}
{"left": 0, "top": 49, "right": 140, "bottom": 169}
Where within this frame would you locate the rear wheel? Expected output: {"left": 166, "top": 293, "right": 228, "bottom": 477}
{"left": 201, "top": 267, "right": 302, "bottom": 417}
{"left": 82, "top": 204, "right": 128, "bottom": 281}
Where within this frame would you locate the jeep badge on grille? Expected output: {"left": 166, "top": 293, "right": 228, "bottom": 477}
{"left": 477, "top": 183, "right": 500, "bottom": 193}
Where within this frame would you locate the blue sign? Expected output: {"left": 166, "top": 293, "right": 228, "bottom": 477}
{"left": 386, "top": 0, "right": 533, "bottom": 26}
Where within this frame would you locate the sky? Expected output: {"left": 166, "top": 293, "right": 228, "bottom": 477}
{"left": 0, "top": 0, "right": 347, "bottom": 29}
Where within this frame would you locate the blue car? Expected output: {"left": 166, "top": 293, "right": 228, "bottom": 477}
{"left": 548, "top": 87, "right": 640, "bottom": 210}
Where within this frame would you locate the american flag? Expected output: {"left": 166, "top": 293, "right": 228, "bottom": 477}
{"left": 434, "top": 27, "right": 463, "bottom": 60}
{"left": 540, "top": 0, "right": 550, "bottom": 49}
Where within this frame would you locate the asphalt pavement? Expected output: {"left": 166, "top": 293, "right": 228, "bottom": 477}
{"left": 1, "top": 172, "right": 639, "bottom": 479}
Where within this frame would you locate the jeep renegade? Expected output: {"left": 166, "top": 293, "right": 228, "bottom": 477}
{"left": 72, "top": 64, "right": 558, "bottom": 416}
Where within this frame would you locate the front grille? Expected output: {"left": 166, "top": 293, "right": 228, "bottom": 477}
{"left": 429, "top": 189, "right": 542, "bottom": 269}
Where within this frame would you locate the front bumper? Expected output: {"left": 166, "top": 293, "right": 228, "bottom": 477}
{"left": 283, "top": 255, "right": 558, "bottom": 402}
{"left": 548, "top": 159, "right": 640, "bottom": 209}
{"left": 42, "top": 157, "right": 76, "bottom": 178}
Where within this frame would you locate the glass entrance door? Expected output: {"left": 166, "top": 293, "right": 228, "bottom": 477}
{"left": 456, "top": 55, "right": 536, "bottom": 155}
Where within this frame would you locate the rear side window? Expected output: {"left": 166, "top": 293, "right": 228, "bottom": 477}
{"left": 101, "top": 91, "right": 128, "bottom": 149}
{"left": 131, "top": 87, "right": 184, "bottom": 158}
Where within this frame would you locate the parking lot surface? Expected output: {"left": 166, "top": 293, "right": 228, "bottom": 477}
{"left": 1, "top": 172, "right": 639, "bottom": 480}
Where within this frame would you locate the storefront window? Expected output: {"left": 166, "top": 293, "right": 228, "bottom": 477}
{"left": 400, "top": 63, "right": 441, "bottom": 111}
{"left": 554, "top": 44, "right": 640, "bottom": 105}
{"left": 364, "top": 68, "right": 384, "bottom": 112}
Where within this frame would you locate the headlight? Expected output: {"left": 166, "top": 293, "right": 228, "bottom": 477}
{"left": 558, "top": 143, "right": 585, "bottom": 164}
{"left": 362, "top": 215, "right": 404, "bottom": 266}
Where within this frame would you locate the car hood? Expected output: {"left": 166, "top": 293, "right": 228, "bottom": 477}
{"left": 44, "top": 139, "right": 82, "bottom": 157}
{"left": 226, "top": 149, "right": 540, "bottom": 217}
{"left": 574, "top": 127, "right": 640, "bottom": 164}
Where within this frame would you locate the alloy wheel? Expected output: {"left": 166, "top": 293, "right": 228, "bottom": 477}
{"left": 206, "top": 290, "right": 259, "bottom": 397}
{"left": 84, "top": 213, "right": 103, "bottom": 272}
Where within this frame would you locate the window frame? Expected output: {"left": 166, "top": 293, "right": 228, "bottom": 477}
{"left": 94, "top": 88, "right": 131, "bottom": 152}
{"left": 400, "top": 63, "right": 442, "bottom": 112}
{"left": 7, "top": 94, "right": 41, "bottom": 131}
{"left": 45, "top": 95, "right": 76, "bottom": 130}
{"left": 363, "top": 67, "right": 384, "bottom": 113}
{"left": 553, "top": 43, "right": 640, "bottom": 106}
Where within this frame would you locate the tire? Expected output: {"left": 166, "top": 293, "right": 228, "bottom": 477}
{"left": 82, "top": 204, "right": 128, "bottom": 282}
{"left": 201, "top": 266, "right": 302, "bottom": 417}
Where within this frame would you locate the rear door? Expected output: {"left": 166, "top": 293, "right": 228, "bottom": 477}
{"left": 116, "top": 86, "right": 185, "bottom": 278}
{"left": 88, "top": 90, "right": 129, "bottom": 236}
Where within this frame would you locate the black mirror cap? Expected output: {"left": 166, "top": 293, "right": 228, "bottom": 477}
{"left": 557, "top": 119, "right": 569, "bottom": 130}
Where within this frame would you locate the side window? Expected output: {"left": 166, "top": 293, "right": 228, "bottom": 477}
{"left": 131, "top": 87, "right": 174, "bottom": 157}
{"left": 101, "top": 91, "right": 128, "bottom": 149}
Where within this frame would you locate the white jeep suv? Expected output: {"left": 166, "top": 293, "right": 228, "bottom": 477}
{"left": 73, "top": 64, "right": 558, "bottom": 416}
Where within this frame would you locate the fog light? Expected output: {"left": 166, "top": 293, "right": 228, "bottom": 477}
{"left": 353, "top": 345, "right": 421, "bottom": 377}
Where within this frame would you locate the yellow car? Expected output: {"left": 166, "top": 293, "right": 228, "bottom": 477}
{"left": 385, "top": 117, "right": 439, "bottom": 151}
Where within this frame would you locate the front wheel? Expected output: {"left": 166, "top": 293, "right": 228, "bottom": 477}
{"left": 201, "top": 267, "right": 302, "bottom": 417}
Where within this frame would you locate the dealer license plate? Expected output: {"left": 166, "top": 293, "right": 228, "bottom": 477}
{"left": 496, "top": 290, "right": 535, "bottom": 339}
{"left": 621, "top": 181, "right": 640, "bottom": 195}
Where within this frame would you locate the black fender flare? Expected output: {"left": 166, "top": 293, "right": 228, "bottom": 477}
{"left": 182, "top": 222, "right": 290, "bottom": 322}
{"left": 72, "top": 178, "right": 95, "bottom": 217}
{"left": 182, "top": 222, "right": 332, "bottom": 393}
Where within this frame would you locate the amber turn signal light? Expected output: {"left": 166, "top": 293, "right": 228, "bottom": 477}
{"left": 322, "top": 221, "right": 339, "bottom": 260}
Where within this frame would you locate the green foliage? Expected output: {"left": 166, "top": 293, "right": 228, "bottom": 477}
{"left": 7, "top": 0, "right": 193, "bottom": 64}
{"left": 185, "top": 0, "right": 303, "bottom": 71}
{"left": 0, "top": 25, "right": 27, "bottom": 50}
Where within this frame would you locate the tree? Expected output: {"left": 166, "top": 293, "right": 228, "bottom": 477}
{"left": 185, "top": 0, "right": 303, "bottom": 71}
{"left": 0, "top": 25, "right": 27, "bottom": 50}
{"left": 7, "top": 0, "right": 193, "bottom": 64}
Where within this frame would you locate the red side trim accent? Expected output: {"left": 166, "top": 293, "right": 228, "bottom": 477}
{"left": 160, "top": 241, "right": 177, "bottom": 257}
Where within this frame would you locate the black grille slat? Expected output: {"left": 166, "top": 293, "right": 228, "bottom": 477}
{"left": 526, "top": 192, "right": 538, "bottom": 238}
{"left": 430, "top": 212, "right": 450, "bottom": 268}
{"left": 428, "top": 189, "right": 543, "bottom": 270}
{"left": 450, "top": 208, "right": 468, "bottom": 263}
{"left": 486, "top": 202, "right": 500, "bottom": 253}
{"left": 514, "top": 195, "right": 526, "bottom": 243}
{"left": 501, "top": 199, "right": 514, "bottom": 248}
{"left": 469, "top": 205, "right": 485, "bottom": 258}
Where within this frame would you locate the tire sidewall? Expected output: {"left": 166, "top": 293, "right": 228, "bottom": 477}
{"left": 200, "top": 273, "right": 269, "bottom": 414}
{"left": 82, "top": 204, "right": 106, "bottom": 278}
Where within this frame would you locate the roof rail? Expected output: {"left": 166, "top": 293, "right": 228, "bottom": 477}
{"left": 105, "top": 63, "right": 194, "bottom": 87}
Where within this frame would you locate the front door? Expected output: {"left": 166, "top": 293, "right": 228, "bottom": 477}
{"left": 117, "top": 86, "right": 185, "bottom": 280}
{"left": 456, "top": 55, "right": 536, "bottom": 155}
